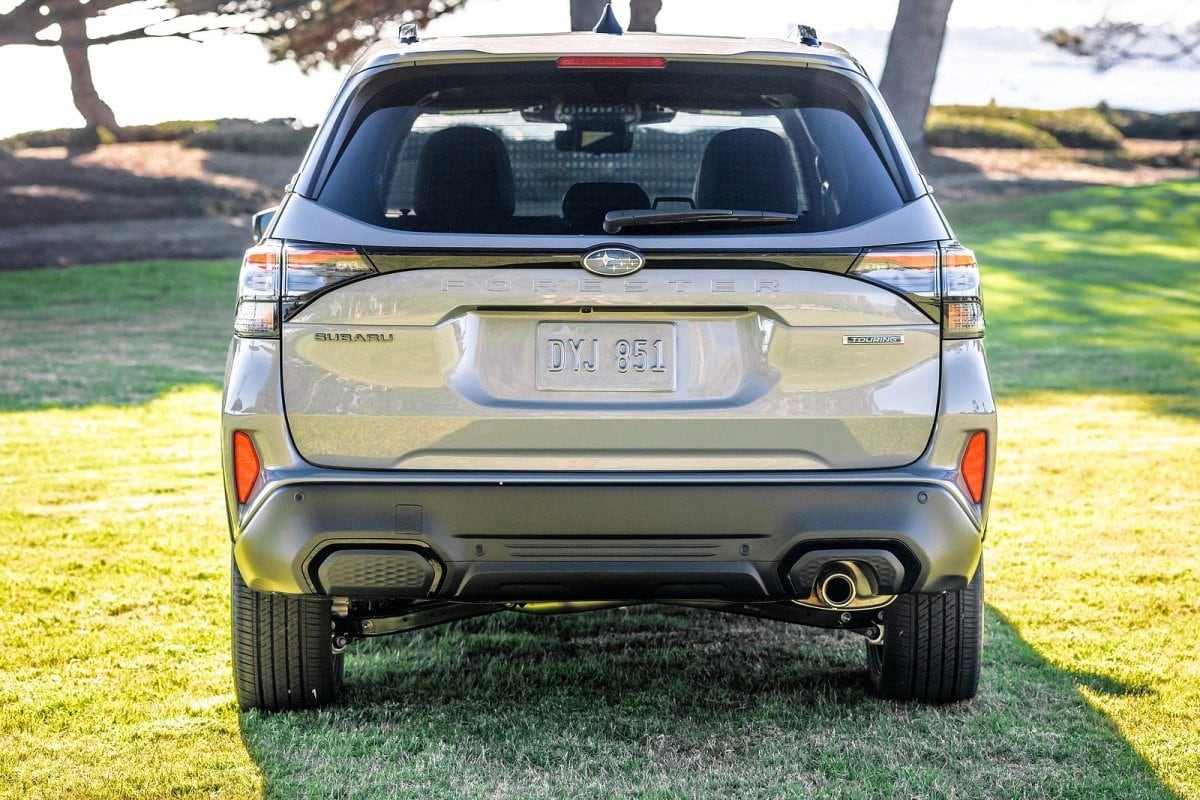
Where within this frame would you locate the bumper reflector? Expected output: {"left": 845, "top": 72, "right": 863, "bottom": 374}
{"left": 232, "top": 431, "right": 261, "bottom": 504}
{"left": 961, "top": 431, "right": 988, "bottom": 504}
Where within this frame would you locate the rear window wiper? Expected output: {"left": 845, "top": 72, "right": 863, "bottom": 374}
{"left": 603, "top": 208, "right": 798, "bottom": 234}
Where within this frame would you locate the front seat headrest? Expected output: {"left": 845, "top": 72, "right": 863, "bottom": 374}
{"left": 414, "top": 127, "right": 515, "bottom": 231}
{"left": 694, "top": 128, "right": 799, "bottom": 214}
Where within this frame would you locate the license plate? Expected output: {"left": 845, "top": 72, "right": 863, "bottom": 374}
{"left": 536, "top": 322, "right": 676, "bottom": 392}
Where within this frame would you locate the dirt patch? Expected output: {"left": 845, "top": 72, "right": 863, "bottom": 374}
{"left": 0, "top": 142, "right": 295, "bottom": 270}
{"left": 924, "top": 139, "right": 1197, "bottom": 205}
{"left": 0, "top": 139, "right": 1195, "bottom": 270}
{"left": 0, "top": 216, "right": 253, "bottom": 269}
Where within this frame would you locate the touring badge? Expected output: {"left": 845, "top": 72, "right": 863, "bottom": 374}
{"left": 843, "top": 334, "right": 905, "bottom": 345}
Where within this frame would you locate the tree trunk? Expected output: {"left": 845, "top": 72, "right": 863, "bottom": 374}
{"left": 878, "top": 0, "right": 954, "bottom": 154}
{"left": 629, "top": 0, "right": 662, "bottom": 32}
{"left": 59, "top": 18, "right": 122, "bottom": 138}
{"left": 570, "top": 0, "right": 609, "bottom": 31}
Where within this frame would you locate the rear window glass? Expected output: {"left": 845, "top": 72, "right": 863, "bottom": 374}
{"left": 318, "top": 62, "right": 905, "bottom": 235}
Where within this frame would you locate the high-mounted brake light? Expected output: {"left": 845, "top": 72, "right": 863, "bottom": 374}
{"left": 232, "top": 431, "right": 261, "bottom": 504}
{"left": 960, "top": 431, "right": 988, "bottom": 504}
{"left": 942, "top": 245, "right": 985, "bottom": 338}
{"left": 556, "top": 56, "right": 667, "bottom": 69}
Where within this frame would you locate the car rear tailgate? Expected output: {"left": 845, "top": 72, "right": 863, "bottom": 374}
{"left": 281, "top": 262, "right": 940, "bottom": 471}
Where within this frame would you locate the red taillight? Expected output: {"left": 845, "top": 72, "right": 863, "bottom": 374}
{"left": 282, "top": 245, "right": 375, "bottom": 313}
{"left": 942, "top": 245, "right": 985, "bottom": 338}
{"left": 556, "top": 56, "right": 667, "bottom": 69}
{"left": 849, "top": 247, "right": 938, "bottom": 296}
{"left": 232, "top": 431, "right": 261, "bottom": 504}
{"left": 234, "top": 243, "right": 281, "bottom": 338}
{"left": 234, "top": 242, "right": 376, "bottom": 337}
{"left": 960, "top": 431, "right": 988, "bottom": 504}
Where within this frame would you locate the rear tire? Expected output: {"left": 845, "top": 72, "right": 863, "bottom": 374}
{"left": 231, "top": 557, "right": 343, "bottom": 711}
{"left": 867, "top": 560, "right": 983, "bottom": 703}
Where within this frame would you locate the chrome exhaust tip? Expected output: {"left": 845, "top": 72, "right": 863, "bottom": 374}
{"left": 819, "top": 571, "right": 858, "bottom": 608}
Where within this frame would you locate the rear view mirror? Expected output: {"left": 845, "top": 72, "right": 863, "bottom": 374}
{"left": 555, "top": 127, "right": 635, "bottom": 154}
{"left": 252, "top": 206, "right": 278, "bottom": 241}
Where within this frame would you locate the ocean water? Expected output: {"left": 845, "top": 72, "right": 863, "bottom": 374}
{"left": 837, "top": 26, "right": 1198, "bottom": 113}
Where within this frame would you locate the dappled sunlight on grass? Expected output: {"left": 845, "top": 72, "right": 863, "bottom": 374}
{"left": 3, "top": 385, "right": 1182, "bottom": 798}
{"left": 959, "top": 182, "right": 1200, "bottom": 406}
{"left": 239, "top": 602, "right": 1172, "bottom": 799}
{"left": 952, "top": 185, "right": 1200, "bottom": 795}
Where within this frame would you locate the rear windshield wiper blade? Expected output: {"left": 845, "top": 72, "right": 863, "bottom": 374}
{"left": 603, "top": 208, "right": 798, "bottom": 234}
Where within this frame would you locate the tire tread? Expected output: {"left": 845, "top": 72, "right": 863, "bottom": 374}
{"left": 231, "top": 557, "right": 340, "bottom": 711}
{"left": 868, "top": 561, "right": 983, "bottom": 703}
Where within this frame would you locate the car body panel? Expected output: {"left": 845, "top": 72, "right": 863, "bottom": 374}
{"left": 225, "top": 335, "right": 993, "bottom": 599}
{"left": 281, "top": 266, "right": 941, "bottom": 471}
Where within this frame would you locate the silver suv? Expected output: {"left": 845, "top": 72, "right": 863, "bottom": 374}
{"left": 222, "top": 17, "right": 995, "bottom": 711}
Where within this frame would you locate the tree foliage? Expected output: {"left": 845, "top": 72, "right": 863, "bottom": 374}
{"left": 1044, "top": 19, "right": 1200, "bottom": 72}
{"left": 0, "top": 0, "right": 474, "bottom": 68}
{"left": 2, "top": 0, "right": 248, "bottom": 51}
{"left": 0, "top": 0, "right": 245, "bottom": 135}
{"left": 264, "top": 0, "right": 471, "bottom": 70}
{"left": 0, "top": 0, "right": 473, "bottom": 133}
{"left": 254, "top": 0, "right": 659, "bottom": 68}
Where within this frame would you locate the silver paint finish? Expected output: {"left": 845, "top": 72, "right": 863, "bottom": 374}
{"left": 353, "top": 32, "right": 864, "bottom": 75}
{"left": 224, "top": 331, "right": 993, "bottom": 598}
{"left": 279, "top": 267, "right": 941, "bottom": 471}
{"left": 222, "top": 335, "right": 996, "bottom": 526}
{"left": 925, "top": 338, "right": 999, "bottom": 526}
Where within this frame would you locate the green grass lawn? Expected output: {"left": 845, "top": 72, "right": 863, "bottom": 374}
{"left": 1, "top": 182, "right": 1197, "bottom": 799}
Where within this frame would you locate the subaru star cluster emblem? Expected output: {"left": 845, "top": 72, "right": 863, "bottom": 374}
{"left": 581, "top": 247, "right": 645, "bottom": 277}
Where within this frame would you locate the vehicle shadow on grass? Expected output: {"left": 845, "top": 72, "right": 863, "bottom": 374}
{"left": 239, "top": 604, "right": 1174, "bottom": 800}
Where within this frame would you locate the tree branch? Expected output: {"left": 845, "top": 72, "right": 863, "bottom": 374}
{"left": 1045, "top": 19, "right": 1200, "bottom": 72}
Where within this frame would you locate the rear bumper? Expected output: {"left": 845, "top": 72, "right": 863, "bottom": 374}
{"left": 224, "top": 335, "right": 995, "bottom": 603}
{"left": 233, "top": 476, "right": 983, "bottom": 601}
